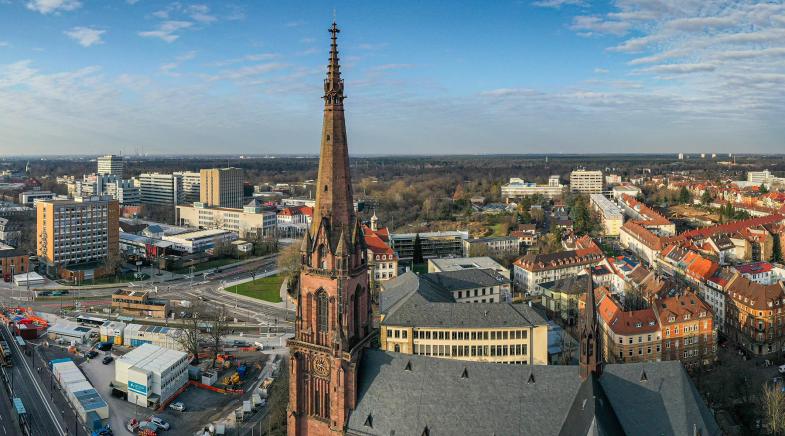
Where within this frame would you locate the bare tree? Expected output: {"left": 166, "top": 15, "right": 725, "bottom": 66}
{"left": 207, "top": 304, "right": 231, "bottom": 367}
{"left": 559, "top": 330, "right": 576, "bottom": 365}
{"left": 764, "top": 381, "right": 785, "bottom": 435}
{"left": 176, "top": 299, "right": 205, "bottom": 363}
{"left": 277, "top": 243, "right": 301, "bottom": 287}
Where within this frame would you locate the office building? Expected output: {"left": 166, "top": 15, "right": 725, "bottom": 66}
{"left": 462, "top": 236, "right": 520, "bottom": 258}
{"left": 97, "top": 154, "right": 124, "bottom": 178}
{"left": 18, "top": 190, "right": 55, "bottom": 207}
{"left": 589, "top": 194, "right": 624, "bottom": 236}
{"left": 389, "top": 230, "right": 469, "bottom": 261}
{"left": 105, "top": 179, "right": 140, "bottom": 205}
{"left": 200, "top": 167, "right": 243, "bottom": 208}
{"left": 162, "top": 228, "right": 237, "bottom": 254}
{"left": 123, "top": 324, "right": 183, "bottom": 351}
{"left": 176, "top": 200, "right": 277, "bottom": 239}
{"left": 379, "top": 274, "right": 548, "bottom": 364}
{"left": 501, "top": 176, "right": 564, "bottom": 201}
{"left": 427, "top": 256, "right": 509, "bottom": 276}
{"left": 174, "top": 171, "right": 201, "bottom": 204}
{"left": 36, "top": 196, "right": 119, "bottom": 280}
{"left": 138, "top": 173, "right": 182, "bottom": 207}
{"left": 114, "top": 343, "right": 189, "bottom": 407}
{"left": 570, "top": 169, "right": 604, "bottom": 194}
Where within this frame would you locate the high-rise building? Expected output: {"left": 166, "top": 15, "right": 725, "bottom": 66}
{"left": 97, "top": 155, "right": 124, "bottom": 178}
{"left": 137, "top": 173, "right": 183, "bottom": 207}
{"left": 288, "top": 22, "right": 373, "bottom": 434}
{"left": 175, "top": 171, "right": 201, "bottom": 204}
{"left": 199, "top": 168, "right": 243, "bottom": 208}
{"left": 569, "top": 169, "right": 604, "bottom": 194}
{"left": 37, "top": 196, "right": 119, "bottom": 280}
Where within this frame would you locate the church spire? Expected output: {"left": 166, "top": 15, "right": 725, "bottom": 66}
{"left": 311, "top": 21, "right": 354, "bottom": 247}
{"left": 580, "top": 270, "right": 601, "bottom": 380}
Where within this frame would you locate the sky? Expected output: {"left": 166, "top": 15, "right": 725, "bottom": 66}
{"left": 1, "top": 0, "right": 784, "bottom": 156}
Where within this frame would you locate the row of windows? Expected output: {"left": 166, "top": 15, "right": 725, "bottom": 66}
{"left": 456, "top": 288, "right": 497, "bottom": 299}
{"left": 413, "top": 343, "right": 528, "bottom": 358}
{"left": 411, "top": 329, "right": 528, "bottom": 341}
{"left": 618, "top": 334, "right": 659, "bottom": 344}
{"left": 619, "top": 344, "right": 661, "bottom": 358}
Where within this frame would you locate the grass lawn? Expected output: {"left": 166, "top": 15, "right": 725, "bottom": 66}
{"left": 231, "top": 275, "right": 283, "bottom": 303}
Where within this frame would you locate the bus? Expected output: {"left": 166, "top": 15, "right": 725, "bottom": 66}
{"left": 76, "top": 315, "right": 107, "bottom": 327}
{"left": 13, "top": 397, "right": 29, "bottom": 435}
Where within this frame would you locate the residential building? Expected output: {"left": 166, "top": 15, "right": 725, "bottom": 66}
{"left": 501, "top": 175, "right": 564, "bottom": 201}
{"left": 653, "top": 293, "right": 716, "bottom": 368}
{"left": 537, "top": 274, "right": 590, "bottom": 326}
{"left": 462, "top": 236, "right": 520, "bottom": 258}
{"left": 18, "top": 190, "right": 55, "bottom": 207}
{"left": 162, "top": 228, "right": 237, "bottom": 254}
{"left": 288, "top": 25, "right": 718, "bottom": 436}
{"left": 725, "top": 273, "right": 785, "bottom": 355}
{"left": 174, "top": 171, "right": 200, "bottom": 204}
{"left": 702, "top": 268, "right": 735, "bottom": 333}
{"left": 389, "top": 230, "right": 469, "bottom": 261}
{"left": 589, "top": 194, "right": 624, "bottom": 236}
{"left": 427, "top": 256, "right": 509, "bottom": 276}
{"left": 36, "top": 196, "right": 119, "bottom": 280}
{"left": 569, "top": 169, "right": 604, "bottom": 194}
{"left": 379, "top": 275, "right": 548, "bottom": 364}
{"left": 114, "top": 343, "right": 189, "bottom": 407}
{"left": 611, "top": 183, "right": 642, "bottom": 200}
{"left": 276, "top": 205, "right": 313, "bottom": 238}
{"left": 605, "top": 174, "right": 622, "bottom": 186}
{"left": 595, "top": 287, "right": 662, "bottom": 364}
{"left": 0, "top": 218, "right": 21, "bottom": 246}
{"left": 111, "top": 289, "right": 169, "bottom": 318}
{"left": 138, "top": 173, "right": 182, "bottom": 207}
{"left": 176, "top": 201, "right": 276, "bottom": 239}
{"left": 510, "top": 223, "right": 539, "bottom": 246}
{"left": 0, "top": 246, "right": 29, "bottom": 278}
{"left": 513, "top": 236, "right": 604, "bottom": 291}
{"left": 364, "top": 223, "right": 398, "bottom": 289}
{"left": 104, "top": 179, "right": 140, "bottom": 205}
{"left": 200, "top": 167, "right": 243, "bottom": 209}
{"left": 97, "top": 154, "right": 124, "bottom": 178}
{"left": 734, "top": 261, "right": 774, "bottom": 284}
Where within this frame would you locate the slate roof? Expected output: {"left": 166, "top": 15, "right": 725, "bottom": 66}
{"left": 346, "top": 351, "right": 721, "bottom": 436}
{"left": 421, "top": 268, "right": 510, "bottom": 290}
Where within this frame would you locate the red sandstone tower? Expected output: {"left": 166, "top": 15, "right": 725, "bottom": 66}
{"left": 287, "top": 22, "right": 372, "bottom": 436}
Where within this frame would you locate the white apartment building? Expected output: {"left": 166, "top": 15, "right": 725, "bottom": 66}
{"left": 176, "top": 201, "right": 277, "bottom": 239}
{"left": 589, "top": 194, "right": 624, "bottom": 236}
{"left": 748, "top": 169, "right": 785, "bottom": 186}
{"left": 174, "top": 171, "right": 201, "bottom": 204}
{"left": 501, "top": 176, "right": 564, "bottom": 200}
{"left": 162, "top": 228, "right": 237, "bottom": 254}
{"left": 97, "top": 155, "right": 124, "bottom": 178}
{"left": 138, "top": 173, "right": 183, "bottom": 207}
{"left": 570, "top": 170, "right": 604, "bottom": 194}
{"left": 114, "top": 343, "right": 189, "bottom": 407}
{"left": 105, "top": 179, "right": 141, "bottom": 205}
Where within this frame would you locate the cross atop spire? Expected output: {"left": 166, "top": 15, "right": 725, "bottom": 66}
{"left": 324, "top": 21, "right": 344, "bottom": 105}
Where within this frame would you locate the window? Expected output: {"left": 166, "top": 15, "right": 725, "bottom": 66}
{"left": 316, "top": 291, "right": 329, "bottom": 333}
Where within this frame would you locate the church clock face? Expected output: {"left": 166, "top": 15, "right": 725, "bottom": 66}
{"left": 313, "top": 356, "right": 330, "bottom": 377}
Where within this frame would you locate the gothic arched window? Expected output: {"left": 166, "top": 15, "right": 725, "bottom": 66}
{"left": 317, "top": 244, "right": 327, "bottom": 269}
{"left": 316, "top": 291, "right": 329, "bottom": 333}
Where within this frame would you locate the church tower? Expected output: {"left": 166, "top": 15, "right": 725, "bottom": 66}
{"left": 579, "top": 272, "right": 601, "bottom": 380}
{"left": 288, "top": 22, "right": 372, "bottom": 436}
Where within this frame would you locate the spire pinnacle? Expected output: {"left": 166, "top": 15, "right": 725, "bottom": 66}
{"left": 324, "top": 21, "right": 344, "bottom": 105}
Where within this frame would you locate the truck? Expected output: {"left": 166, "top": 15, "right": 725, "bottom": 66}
{"left": 251, "top": 393, "right": 265, "bottom": 410}
{"left": 0, "top": 339, "right": 12, "bottom": 367}
{"left": 258, "top": 377, "right": 273, "bottom": 398}
{"left": 242, "top": 400, "right": 252, "bottom": 417}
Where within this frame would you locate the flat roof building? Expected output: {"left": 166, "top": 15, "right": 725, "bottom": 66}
{"left": 97, "top": 154, "right": 124, "bottom": 178}
{"left": 589, "top": 194, "right": 624, "bottom": 236}
{"left": 114, "top": 343, "right": 189, "bottom": 408}
{"left": 570, "top": 169, "right": 604, "bottom": 194}
{"left": 200, "top": 167, "right": 243, "bottom": 209}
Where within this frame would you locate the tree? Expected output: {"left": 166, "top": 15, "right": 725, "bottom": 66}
{"left": 104, "top": 252, "right": 124, "bottom": 279}
{"left": 277, "top": 243, "right": 302, "bottom": 290}
{"left": 772, "top": 235, "right": 784, "bottom": 264}
{"left": 761, "top": 183, "right": 769, "bottom": 194}
{"left": 206, "top": 304, "right": 231, "bottom": 368}
{"left": 763, "top": 381, "right": 785, "bottom": 435}
{"left": 412, "top": 233, "right": 424, "bottom": 265}
{"left": 176, "top": 299, "right": 205, "bottom": 363}
{"left": 700, "top": 189, "right": 713, "bottom": 205}
{"left": 678, "top": 186, "right": 691, "bottom": 204}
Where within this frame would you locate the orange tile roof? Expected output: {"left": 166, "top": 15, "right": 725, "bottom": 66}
{"left": 362, "top": 225, "right": 395, "bottom": 256}
{"left": 596, "top": 287, "right": 659, "bottom": 335}
{"left": 654, "top": 292, "right": 712, "bottom": 326}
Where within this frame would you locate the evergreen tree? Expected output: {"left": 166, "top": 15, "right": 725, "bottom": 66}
{"left": 701, "top": 189, "right": 713, "bottom": 205}
{"left": 412, "top": 233, "right": 424, "bottom": 265}
{"left": 679, "top": 186, "right": 691, "bottom": 204}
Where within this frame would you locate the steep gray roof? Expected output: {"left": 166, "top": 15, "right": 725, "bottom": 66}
{"left": 346, "top": 351, "right": 721, "bottom": 436}
{"left": 538, "top": 274, "right": 591, "bottom": 295}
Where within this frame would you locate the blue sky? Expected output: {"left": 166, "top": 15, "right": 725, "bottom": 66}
{"left": 1, "top": 0, "right": 784, "bottom": 155}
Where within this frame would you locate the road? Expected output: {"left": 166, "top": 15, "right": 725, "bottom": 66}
{"left": 0, "top": 365, "right": 19, "bottom": 436}
{"left": 0, "top": 325, "right": 66, "bottom": 436}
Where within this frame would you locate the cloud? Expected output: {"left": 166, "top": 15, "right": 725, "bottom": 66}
{"left": 285, "top": 20, "right": 305, "bottom": 28}
{"left": 0, "top": 42, "right": 9, "bottom": 48}
{"left": 185, "top": 4, "right": 216, "bottom": 23}
{"left": 594, "top": 67, "right": 609, "bottom": 74}
{"left": 531, "top": 0, "right": 586, "bottom": 8}
{"left": 64, "top": 27, "right": 106, "bottom": 47}
{"left": 26, "top": 0, "right": 80, "bottom": 14}
{"left": 160, "top": 50, "right": 196, "bottom": 77}
{"left": 570, "top": 16, "right": 631, "bottom": 36}
{"left": 640, "top": 63, "right": 717, "bottom": 74}
{"left": 138, "top": 21, "right": 192, "bottom": 43}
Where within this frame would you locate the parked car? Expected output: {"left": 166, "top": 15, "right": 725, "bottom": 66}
{"left": 85, "top": 350, "right": 99, "bottom": 359}
{"left": 102, "top": 356, "right": 114, "bottom": 365}
{"left": 149, "top": 416, "right": 170, "bottom": 431}
{"left": 779, "top": 364, "right": 785, "bottom": 374}
{"left": 169, "top": 402, "right": 185, "bottom": 412}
